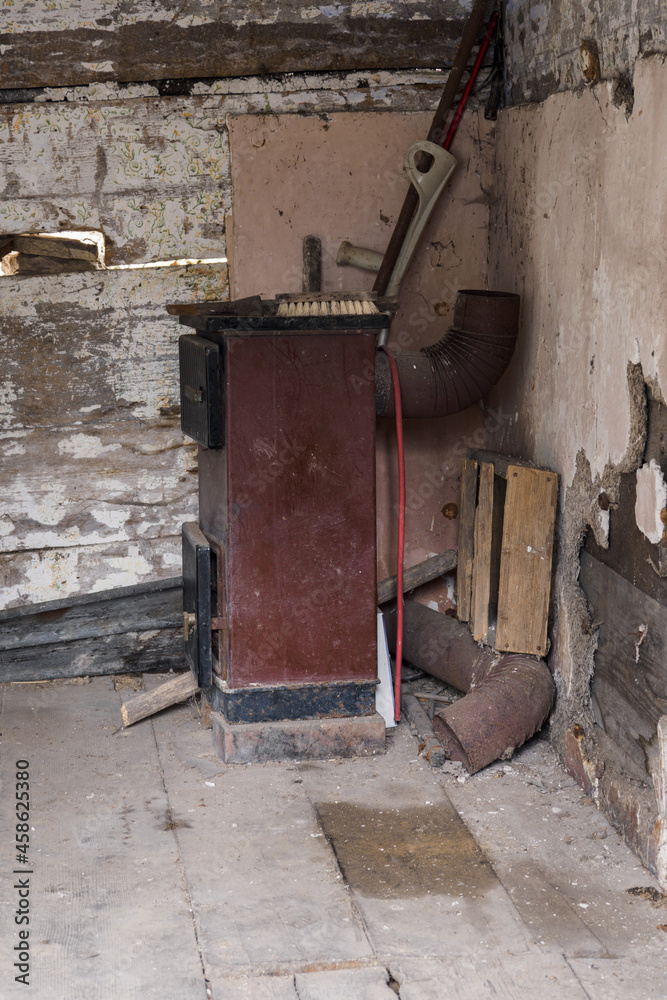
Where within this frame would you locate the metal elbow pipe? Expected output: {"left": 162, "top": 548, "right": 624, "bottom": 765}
{"left": 375, "top": 290, "right": 520, "bottom": 418}
{"left": 383, "top": 600, "right": 555, "bottom": 774}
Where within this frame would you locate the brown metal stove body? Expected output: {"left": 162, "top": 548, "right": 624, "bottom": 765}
{"left": 180, "top": 315, "right": 381, "bottom": 723}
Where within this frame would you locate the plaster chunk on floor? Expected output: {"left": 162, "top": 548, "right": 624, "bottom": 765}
{"left": 635, "top": 459, "right": 667, "bottom": 545}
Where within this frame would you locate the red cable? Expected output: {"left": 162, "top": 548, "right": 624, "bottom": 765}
{"left": 377, "top": 14, "right": 497, "bottom": 721}
{"left": 443, "top": 11, "right": 499, "bottom": 150}
{"left": 380, "top": 346, "right": 405, "bottom": 722}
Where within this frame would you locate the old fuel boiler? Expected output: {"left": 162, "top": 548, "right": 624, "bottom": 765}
{"left": 177, "top": 303, "right": 387, "bottom": 759}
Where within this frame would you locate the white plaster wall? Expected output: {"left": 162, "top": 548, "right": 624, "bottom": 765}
{"left": 487, "top": 55, "right": 667, "bottom": 488}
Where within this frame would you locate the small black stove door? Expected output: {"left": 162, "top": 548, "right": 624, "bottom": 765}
{"left": 182, "top": 522, "right": 212, "bottom": 689}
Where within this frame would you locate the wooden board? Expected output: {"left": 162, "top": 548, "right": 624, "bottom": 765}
{"left": 471, "top": 462, "right": 496, "bottom": 643}
{"left": 121, "top": 671, "right": 197, "bottom": 727}
{"left": 0, "top": 577, "right": 184, "bottom": 681}
{"left": 377, "top": 549, "right": 457, "bottom": 606}
{"left": 496, "top": 465, "right": 558, "bottom": 655}
{"left": 580, "top": 550, "right": 667, "bottom": 774}
{"left": 0, "top": 677, "right": 206, "bottom": 996}
{"left": 13, "top": 235, "right": 99, "bottom": 261}
{"left": 0, "top": 2, "right": 468, "bottom": 91}
{"left": 0, "top": 536, "right": 182, "bottom": 609}
{"left": 1, "top": 420, "right": 198, "bottom": 555}
{"left": 456, "top": 458, "right": 478, "bottom": 622}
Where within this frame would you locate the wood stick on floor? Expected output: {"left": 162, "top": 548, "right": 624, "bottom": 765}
{"left": 402, "top": 693, "right": 446, "bottom": 767}
{"left": 121, "top": 671, "right": 199, "bottom": 728}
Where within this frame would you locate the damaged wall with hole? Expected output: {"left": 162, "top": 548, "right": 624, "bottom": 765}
{"left": 486, "top": 27, "right": 667, "bottom": 885}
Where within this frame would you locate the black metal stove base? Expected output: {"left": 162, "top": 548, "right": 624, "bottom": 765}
{"left": 207, "top": 677, "right": 378, "bottom": 724}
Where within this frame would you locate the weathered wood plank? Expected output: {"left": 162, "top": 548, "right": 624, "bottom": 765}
{"left": 0, "top": 576, "right": 182, "bottom": 649}
{"left": 0, "top": 679, "right": 207, "bottom": 995}
{"left": 0, "top": 420, "right": 198, "bottom": 556}
{"left": 0, "top": 3, "right": 468, "bottom": 91}
{"left": 471, "top": 462, "right": 495, "bottom": 643}
{"left": 13, "top": 235, "right": 100, "bottom": 262}
{"left": 496, "top": 465, "right": 558, "bottom": 656}
{"left": 377, "top": 549, "right": 457, "bottom": 606}
{"left": 0, "top": 267, "right": 228, "bottom": 431}
{"left": 2, "top": 253, "right": 97, "bottom": 276}
{"left": 456, "top": 457, "right": 477, "bottom": 623}
{"left": 0, "top": 575, "right": 184, "bottom": 681}
{"left": 581, "top": 550, "right": 667, "bottom": 775}
{"left": 585, "top": 470, "right": 667, "bottom": 606}
{"left": 0, "top": 626, "right": 185, "bottom": 682}
{"left": 0, "top": 536, "right": 182, "bottom": 609}
{"left": 121, "top": 671, "right": 197, "bottom": 728}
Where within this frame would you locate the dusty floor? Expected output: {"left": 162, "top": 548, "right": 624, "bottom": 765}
{"left": 1, "top": 674, "right": 666, "bottom": 999}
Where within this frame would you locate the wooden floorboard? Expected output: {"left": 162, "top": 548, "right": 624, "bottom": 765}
{"left": 0, "top": 677, "right": 205, "bottom": 999}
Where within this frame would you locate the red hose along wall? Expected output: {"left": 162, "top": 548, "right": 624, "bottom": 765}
{"left": 383, "top": 600, "right": 555, "bottom": 773}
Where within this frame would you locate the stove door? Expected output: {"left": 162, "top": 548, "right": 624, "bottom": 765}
{"left": 182, "top": 521, "right": 212, "bottom": 689}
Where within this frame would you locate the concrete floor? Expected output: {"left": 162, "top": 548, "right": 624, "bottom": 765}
{"left": 1, "top": 674, "right": 666, "bottom": 999}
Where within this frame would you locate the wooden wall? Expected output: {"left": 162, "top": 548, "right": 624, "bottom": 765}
{"left": 0, "top": 71, "right": 447, "bottom": 608}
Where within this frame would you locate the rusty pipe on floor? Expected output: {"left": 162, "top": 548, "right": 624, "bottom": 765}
{"left": 376, "top": 290, "right": 520, "bottom": 418}
{"left": 382, "top": 600, "right": 555, "bottom": 774}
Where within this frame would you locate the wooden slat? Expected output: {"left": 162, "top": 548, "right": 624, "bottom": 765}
{"left": 121, "top": 671, "right": 197, "bottom": 728}
{"left": 456, "top": 458, "right": 478, "bottom": 622}
{"left": 0, "top": 628, "right": 185, "bottom": 682}
{"left": 13, "top": 235, "right": 99, "bottom": 262}
{"left": 3, "top": 254, "right": 96, "bottom": 276}
{"left": 471, "top": 462, "right": 496, "bottom": 643}
{"left": 0, "top": 4, "right": 467, "bottom": 91}
{"left": 377, "top": 549, "right": 457, "bottom": 606}
{"left": 496, "top": 465, "right": 558, "bottom": 655}
{"left": 0, "top": 576, "right": 182, "bottom": 648}
{"left": 0, "top": 537, "right": 182, "bottom": 609}
{"left": 0, "top": 576, "right": 184, "bottom": 682}
{"left": 580, "top": 550, "right": 667, "bottom": 773}
{"left": 0, "top": 420, "right": 198, "bottom": 555}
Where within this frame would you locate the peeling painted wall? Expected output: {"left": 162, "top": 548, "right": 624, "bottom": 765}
{"left": 485, "top": 54, "right": 667, "bottom": 881}
{"left": 505, "top": 0, "right": 667, "bottom": 104}
{"left": 0, "top": 71, "right": 463, "bottom": 609}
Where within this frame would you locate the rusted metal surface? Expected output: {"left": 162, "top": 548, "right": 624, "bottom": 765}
{"left": 384, "top": 600, "right": 555, "bottom": 773}
{"left": 200, "top": 329, "right": 377, "bottom": 690}
{"left": 0, "top": 2, "right": 468, "bottom": 91}
{"left": 375, "top": 290, "right": 520, "bottom": 419}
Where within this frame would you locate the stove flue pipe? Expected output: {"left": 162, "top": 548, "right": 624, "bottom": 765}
{"left": 383, "top": 600, "right": 555, "bottom": 774}
{"left": 375, "top": 290, "right": 520, "bottom": 418}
